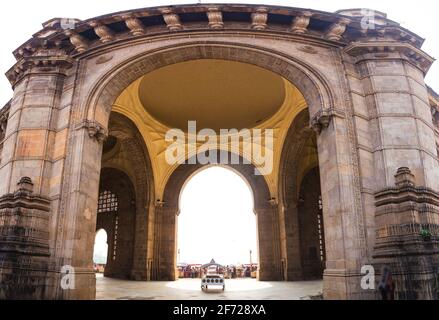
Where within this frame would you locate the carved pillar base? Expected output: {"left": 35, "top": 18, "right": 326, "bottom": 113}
{"left": 0, "top": 178, "right": 51, "bottom": 299}
{"left": 373, "top": 168, "right": 439, "bottom": 300}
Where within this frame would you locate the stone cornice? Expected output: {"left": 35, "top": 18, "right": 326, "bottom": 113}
{"left": 4, "top": 4, "right": 433, "bottom": 90}
{"left": 5, "top": 55, "right": 74, "bottom": 87}
{"left": 344, "top": 41, "right": 435, "bottom": 74}
{"left": 9, "top": 4, "right": 426, "bottom": 61}
{"left": 375, "top": 186, "right": 439, "bottom": 207}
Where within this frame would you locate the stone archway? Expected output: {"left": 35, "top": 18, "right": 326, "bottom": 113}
{"left": 84, "top": 42, "right": 333, "bottom": 131}
{"left": 156, "top": 152, "right": 281, "bottom": 282}
{"left": 54, "top": 41, "right": 365, "bottom": 300}
{"left": 96, "top": 168, "right": 136, "bottom": 279}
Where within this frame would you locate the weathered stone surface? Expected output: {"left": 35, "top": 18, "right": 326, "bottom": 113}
{"left": 0, "top": 3, "right": 438, "bottom": 300}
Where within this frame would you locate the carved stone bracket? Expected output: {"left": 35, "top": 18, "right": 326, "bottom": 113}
{"left": 0, "top": 110, "right": 8, "bottom": 133}
{"left": 76, "top": 120, "right": 108, "bottom": 143}
{"left": 122, "top": 15, "right": 146, "bottom": 36}
{"left": 251, "top": 7, "right": 268, "bottom": 30}
{"left": 155, "top": 199, "right": 166, "bottom": 208}
{"left": 268, "top": 197, "right": 278, "bottom": 207}
{"left": 326, "top": 18, "right": 351, "bottom": 41}
{"left": 64, "top": 30, "right": 89, "bottom": 53}
{"left": 89, "top": 21, "right": 115, "bottom": 43}
{"left": 161, "top": 8, "right": 183, "bottom": 31}
{"left": 207, "top": 7, "right": 224, "bottom": 29}
{"left": 290, "top": 11, "right": 313, "bottom": 34}
{"left": 310, "top": 108, "right": 345, "bottom": 134}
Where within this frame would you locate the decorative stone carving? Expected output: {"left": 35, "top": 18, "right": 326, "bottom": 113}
{"left": 89, "top": 21, "right": 114, "bottom": 43}
{"left": 0, "top": 177, "right": 51, "bottom": 299}
{"left": 5, "top": 55, "right": 74, "bottom": 87}
{"left": 251, "top": 7, "right": 268, "bottom": 30}
{"left": 15, "top": 176, "right": 34, "bottom": 196}
{"left": 207, "top": 7, "right": 224, "bottom": 29}
{"left": 373, "top": 167, "right": 439, "bottom": 299}
{"left": 122, "top": 15, "right": 145, "bottom": 36}
{"left": 88, "top": 122, "right": 107, "bottom": 143}
{"left": 310, "top": 108, "right": 346, "bottom": 134}
{"left": 96, "top": 54, "right": 113, "bottom": 65}
{"left": 77, "top": 120, "right": 108, "bottom": 143}
{"left": 0, "top": 113, "right": 8, "bottom": 133}
{"left": 268, "top": 197, "right": 278, "bottom": 207}
{"left": 326, "top": 18, "right": 350, "bottom": 41}
{"left": 64, "top": 30, "right": 89, "bottom": 53}
{"left": 311, "top": 110, "right": 332, "bottom": 134}
{"left": 155, "top": 199, "right": 165, "bottom": 208}
{"left": 161, "top": 8, "right": 183, "bottom": 31}
{"left": 297, "top": 45, "right": 318, "bottom": 54}
{"left": 290, "top": 12, "right": 313, "bottom": 34}
{"left": 394, "top": 167, "right": 415, "bottom": 188}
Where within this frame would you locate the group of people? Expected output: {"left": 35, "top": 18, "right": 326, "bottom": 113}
{"left": 177, "top": 264, "right": 258, "bottom": 279}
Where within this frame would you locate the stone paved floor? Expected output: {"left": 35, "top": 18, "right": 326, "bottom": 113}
{"left": 95, "top": 274, "right": 323, "bottom": 300}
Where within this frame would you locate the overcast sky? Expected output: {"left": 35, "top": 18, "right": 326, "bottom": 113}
{"left": 0, "top": 0, "right": 438, "bottom": 106}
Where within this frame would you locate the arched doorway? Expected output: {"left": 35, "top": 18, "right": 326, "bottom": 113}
{"left": 177, "top": 166, "right": 257, "bottom": 272}
{"left": 93, "top": 229, "right": 108, "bottom": 272}
{"left": 96, "top": 168, "right": 135, "bottom": 279}
{"left": 157, "top": 152, "right": 281, "bottom": 282}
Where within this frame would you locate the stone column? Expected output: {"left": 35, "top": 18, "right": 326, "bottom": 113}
{"left": 153, "top": 202, "right": 178, "bottom": 281}
{"left": 130, "top": 203, "right": 150, "bottom": 280}
{"left": 280, "top": 202, "right": 304, "bottom": 280}
{"left": 49, "top": 122, "right": 106, "bottom": 300}
{"left": 0, "top": 55, "right": 72, "bottom": 197}
{"left": 255, "top": 201, "right": 282, "bottom": 281}
{"left": 0, "top": 52, "right": 74, "bottom": 299}
{"left": 312, "top": 108, "right": 370, "bottom": 299}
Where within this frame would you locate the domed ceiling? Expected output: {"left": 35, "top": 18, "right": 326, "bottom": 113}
{"left": 138, "top": 59, "right": 286, "bottom": 132}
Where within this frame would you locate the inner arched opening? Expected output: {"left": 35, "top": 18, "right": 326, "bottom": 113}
{"left": 177, "top": 166, "right": 258, "bottom": 279}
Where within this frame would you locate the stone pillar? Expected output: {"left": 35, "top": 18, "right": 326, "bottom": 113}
{"left": 255, "top": 201, "right": 282, "bottom": 281}
{"left": 130, "top": 203, "right": 150, "bottom": 280}
{"left": 0, "top": 52, "right": 74, "bottom": 299}
{"left": 0, "top": 177, "right": 51, "bottom": 299}
{"left": 280, "top": 202, "right": 304, "bottom": 280}
{"left": 153, "top": 202, "right": 178, "bottom": 281}
{"left": 0, "top": 55, "right": 72, "bottom": 197}
{"left": 312, "top": 109, "right": 370, "bottom": 299}
{"left": 47, "top": 122, "right": 105, "bottom": 300}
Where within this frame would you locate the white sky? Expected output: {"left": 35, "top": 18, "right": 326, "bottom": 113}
{"left": 177, "top": 167, "right": 257, "bottom": 265}
{"left": 0, "top": 0, "right": 438, "bottom": 107}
